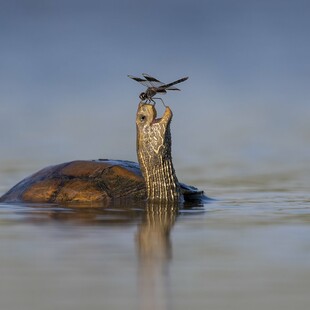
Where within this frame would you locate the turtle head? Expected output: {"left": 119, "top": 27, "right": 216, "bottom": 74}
{"left": 136, "top": 101, "right": 172, "bottom": 131}
{"left": 136, "top": 102, "right": 179, "bottom": 202}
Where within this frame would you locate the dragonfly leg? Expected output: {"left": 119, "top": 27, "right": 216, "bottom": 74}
{"left": 153, "top": 97, "right": 166, "bottom": 107}
{"left": 145, "top": 98, "right": 155, "bottom": 106}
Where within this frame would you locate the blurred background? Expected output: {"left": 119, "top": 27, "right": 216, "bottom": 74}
{"left": 0, "top": 0, "right": 309, "bottom": 191}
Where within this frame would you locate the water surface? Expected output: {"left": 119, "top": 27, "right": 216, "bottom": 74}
{"left": 0, "top": 162, "right": 309, "bottom": 310}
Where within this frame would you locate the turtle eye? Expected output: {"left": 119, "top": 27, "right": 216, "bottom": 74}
{"left": 140, "top": 115, "right": 146, "bottom": 122}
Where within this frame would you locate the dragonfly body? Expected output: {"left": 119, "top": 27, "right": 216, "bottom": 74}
{"left": 128, "top": 73, "right": 188, "bottom": 105}
{"left": 141, "top": 87, "right": 157, "bottom": 101}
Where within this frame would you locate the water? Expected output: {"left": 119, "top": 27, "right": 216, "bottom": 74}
{"left": 0, "top": 159, "right": 309, "bottom": 310}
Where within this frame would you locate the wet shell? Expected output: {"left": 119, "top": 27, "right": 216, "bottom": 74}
{"left": 0, "top": 160, "right": 146, "bottom": 203}
{"left": 0, "top": 159, "right": 203, "bottom": 204}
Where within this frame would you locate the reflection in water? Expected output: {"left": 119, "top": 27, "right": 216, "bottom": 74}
{"left": 0, "top": 199, "right": 202, "bottom": 310}
{"left": 136, "top": 201, "right": 178, "bottom": 310}
{"left": 1, "top": 193, "right": 310, "bottom": 310}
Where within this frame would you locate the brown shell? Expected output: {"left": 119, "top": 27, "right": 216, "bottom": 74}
{"left": 0, "top": 159, "right": 205, "bottom": 204}
{"left": 0, "top": 160, "right": 146, "bottom": 203}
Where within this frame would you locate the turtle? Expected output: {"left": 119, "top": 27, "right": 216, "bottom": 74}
{"left": 0, "top": 102, "right": 205, "bottom": 204}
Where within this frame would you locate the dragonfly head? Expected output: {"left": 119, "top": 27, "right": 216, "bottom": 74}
{"left": 139, "top": 92, "right": 147, "bottom": 101}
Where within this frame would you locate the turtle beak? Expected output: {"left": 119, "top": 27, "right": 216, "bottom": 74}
{"left": 137, "top": 102, "right": 171, "bottom": 126}
{"left": 152, "top": 106, "right": 173, "bottom": 125}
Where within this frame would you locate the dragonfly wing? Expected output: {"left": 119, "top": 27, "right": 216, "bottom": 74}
{"left": 156, "top": 89, "right": 167, "bottom": 94}
{"left": 161, "top": 77, "right": 188, "bottom": 89}
{"left": 166, "top": 86, "right": 180, "bottom": 90}
{"left": 142, "top": 73, "right": 166, "bottom": 88}
{"left": 128, "top": 75, "right": 153, "bottom": 88}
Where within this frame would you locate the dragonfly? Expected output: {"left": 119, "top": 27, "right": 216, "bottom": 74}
{"left": 128, "top": 73, "right": 188, "bottom": 106}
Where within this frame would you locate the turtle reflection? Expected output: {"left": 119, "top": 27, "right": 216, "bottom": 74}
{"left": 136, "top": 201, "right": 178, "bottom": 310}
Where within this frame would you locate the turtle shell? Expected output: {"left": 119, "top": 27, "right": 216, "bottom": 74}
{"left": 0, "top": 159, "right": 203, "bottom": 204}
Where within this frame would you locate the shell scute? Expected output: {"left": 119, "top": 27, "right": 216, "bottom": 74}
{"left": 60, "top": 160, "right": 112, "bottom": 178}
{"left": 22, "top": 179, "right": 63, "bottom": 202}
{"left": 56, "top": 179, "right": 110, "bottom": 202}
